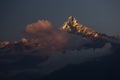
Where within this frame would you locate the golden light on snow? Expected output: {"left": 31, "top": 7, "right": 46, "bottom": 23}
{"left": 61, "top": 16, "right": 100, "bottom": 39}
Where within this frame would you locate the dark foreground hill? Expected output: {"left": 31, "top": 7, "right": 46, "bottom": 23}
{"left": 42, "top": 52, "right": 120, "bottom": 80}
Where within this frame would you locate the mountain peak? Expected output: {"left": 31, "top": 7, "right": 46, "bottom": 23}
{"left": 61, "top": 16, "right": 78, "bottom": 30}
{"left": 68, "top": 16, "right": 77, "bottom": 23}
{"left": 61, "top": 16, "right": 99, "bottom": 39}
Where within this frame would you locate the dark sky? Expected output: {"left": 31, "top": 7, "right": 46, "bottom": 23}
{"left": 0, "top": 0, "right": 120, "bottom": 41}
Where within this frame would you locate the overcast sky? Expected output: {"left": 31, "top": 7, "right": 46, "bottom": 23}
{"left": 0, "top": 0, "right": 120, "bottom": 41}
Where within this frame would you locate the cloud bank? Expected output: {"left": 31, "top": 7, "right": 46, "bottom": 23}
{"left": 0, "top": 19, "right": 116, "bottom": 80}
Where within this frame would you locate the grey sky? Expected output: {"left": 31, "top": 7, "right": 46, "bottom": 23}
{"left": 0, "top": 0, "right": 120, "bottom": 41}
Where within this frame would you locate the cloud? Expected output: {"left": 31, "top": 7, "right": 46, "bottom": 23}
{"left": 38, "top": 43, "right": 112, "bottom": 75}
{"left": 23, "top": 20, "right": 92, "bottom": 53}
{"left": 25, "top": 20, "right": 56, "bottom": 36}
{"left": 0, "top": 44, "right": 112, "bottom": 79}
{"left": 0, "top": 19, "right": 115, "bottom": 79}
{"left": 24, "top": 20, "right": 69, "bottom": 52}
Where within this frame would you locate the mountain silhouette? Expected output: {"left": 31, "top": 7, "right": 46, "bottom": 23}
{"left": 61, "top": 16, "right": 120, "bottom": 50}
{"left": 1, "top": 16, "right": 120, "bottom": 52}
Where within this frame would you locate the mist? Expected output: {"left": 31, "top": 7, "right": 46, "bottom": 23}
{"left": 38, "top": 43, "right": 111, "bottom": 75}
{"left": 0, "top": 19, "right": 120, "bottom": 80}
